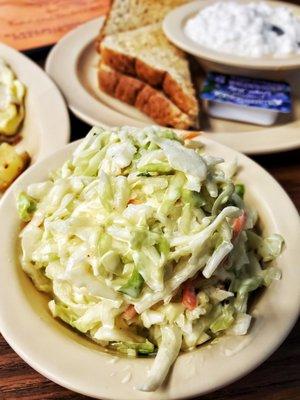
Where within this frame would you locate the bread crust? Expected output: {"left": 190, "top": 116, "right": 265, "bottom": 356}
{"left": 98, "top": 64, "right": 195, "bottom": 129}
{"left": 96, "top": 0, "right": 116, "bottom": 49}
{"left": 115, "top": 75, "right": 144, "bottom": 105}
{"left": 98, "top": 63, "right": 119, "bottom": 95}
{"left": 135, "top": 59, "right": 165, "bottom": 87}
{"left": 163, "top": 72, "right": 198, "bottom": 117}
{"left": 135, "top": 86, "right": 190, "bottom": 129}
{"left": 100, "top": 46, "right": 198, "bottom": 119}
{"left": 101, "top": 46, "right": 136, "bottom": 76}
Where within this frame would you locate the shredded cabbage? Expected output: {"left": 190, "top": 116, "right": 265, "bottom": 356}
{"left": 18, "top": 126, "right": 284, "bottom": 392}
{"left": 17, "top": 192, "right": 37, "bottom": 222}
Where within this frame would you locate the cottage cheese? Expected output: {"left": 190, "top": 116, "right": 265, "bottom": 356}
{"left": 184, "top": 1, "right": 300, "bottom": 58}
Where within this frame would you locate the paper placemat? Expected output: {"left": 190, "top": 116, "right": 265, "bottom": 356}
{"left": 0, "top": 0, "right": 109, "bottom": 51}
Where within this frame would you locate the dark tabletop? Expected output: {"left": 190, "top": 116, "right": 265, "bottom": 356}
{"left": 0, "top": 40, "right": 299, "bottom": 400}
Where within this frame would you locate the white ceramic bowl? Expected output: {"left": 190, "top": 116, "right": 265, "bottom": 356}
{"left": 0, "top": 137, "right": 299, "bottom": 400}
{"left": 163, "top": 0, "right": 300, "bottom": 73}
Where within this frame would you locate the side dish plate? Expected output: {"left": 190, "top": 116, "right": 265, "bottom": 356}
{"left": 163, "top": 0, "right": 300, "bottom": 70}
{"left": 46, "top": 18, "right": 300, "bottom": 155}
{"left": 0, "top": 43, "right": 70, "bottom": 164}
{"left": 0, "top": 136, "right": 299, "bottom": 400}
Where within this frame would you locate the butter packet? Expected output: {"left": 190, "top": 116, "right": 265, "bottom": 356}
{"left": 201, "top": 72, "right": 291, "bottom": 126}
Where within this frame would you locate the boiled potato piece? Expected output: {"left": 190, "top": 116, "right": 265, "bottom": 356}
{"left": 0, "top": 143, "right": 30, "bottom": 191}
{"left": 0, "top": 103, "right": 25, "bottom": 136}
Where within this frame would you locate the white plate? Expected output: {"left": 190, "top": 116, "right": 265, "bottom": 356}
{"left": 0, "top": 135, "right": 299, "bottom": 400}
{"left": 46, "top": 19, "right": 147, "bottom": 129}
{"left": 46, "top": 19, "right": 300, "bottom": 155}
{"left": 163, "top": 0, "right": 300, "bottom": 71}
{"left": 0, "top": 43, "right": 70, "bottom": 164}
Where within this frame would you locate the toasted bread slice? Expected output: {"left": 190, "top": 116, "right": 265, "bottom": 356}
{"left": 99, "top": 0, "right": 188, "bottom": 40}
{"left": 100, "top": 23, "right": 198, "bottom": 120}
{"left": 98, "top": 63, "right": 196, "bottom": 130}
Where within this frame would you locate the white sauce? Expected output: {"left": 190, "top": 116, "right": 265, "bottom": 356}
{"left": 0, "top": 57, "right": 26, "bottom": 135}
{"left": 184, "top": 1, "right": 300, "bottom": 58}
{"left": 0, "top": 59, "right": 13, "bottom": 110}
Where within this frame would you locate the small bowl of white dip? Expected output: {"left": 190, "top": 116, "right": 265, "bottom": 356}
{"left": 163, "top": 0, "right": 300, "bottom": 75}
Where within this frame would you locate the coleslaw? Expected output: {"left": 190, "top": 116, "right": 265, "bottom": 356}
{"left": 17, "top": 126, "right": 284, "bottom": 391}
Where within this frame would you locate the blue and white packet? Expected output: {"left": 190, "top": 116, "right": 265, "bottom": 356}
{"left": 200, "top": 72, "right": 292, "bottom": 126}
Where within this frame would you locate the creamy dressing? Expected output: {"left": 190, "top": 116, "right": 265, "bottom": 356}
{"left": 184, "top": 1, "right": 300, "bottom": 58}
{"left": 0, "top": 59, "right": 13, "bottom": 110}
{"left": 0, "top": 57, "right": 26, "bottom": 135}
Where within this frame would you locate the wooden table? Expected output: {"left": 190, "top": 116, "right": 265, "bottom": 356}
{"left": 1, "top": 23, "right": 300, "bottom": 400}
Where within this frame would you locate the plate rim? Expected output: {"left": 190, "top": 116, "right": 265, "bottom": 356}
{"left": 0, "top": 43, "right": 70, "bottom": 162}
{"left": 0, "top": 135, "right": 299, "bottom": 399}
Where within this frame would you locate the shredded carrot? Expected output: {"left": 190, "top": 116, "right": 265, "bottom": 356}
{"left": 122, "top": 305, "right": 137, "bottom": 321}
{"left": 232, "top": 211, "right": 247, "bottom": 241}
{"left": 128, "top": 198, "right": 142, "bottom": 205}
{"left": 182, "top": 280, "right": 197, "bottom": 310}
{"left": 183, "top": 131, "right": 201, "bottom": 140}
